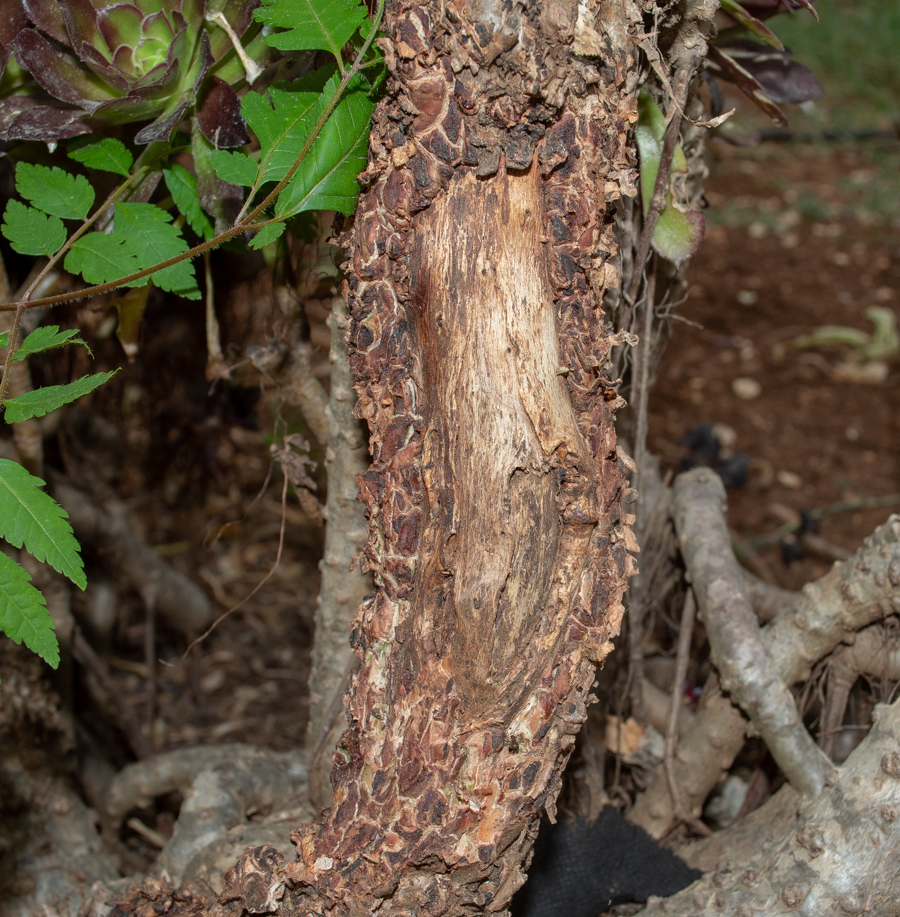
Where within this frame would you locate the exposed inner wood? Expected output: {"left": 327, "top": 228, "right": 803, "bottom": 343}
{"left": 409, "top": 166, "right": 591, "bottom": 708}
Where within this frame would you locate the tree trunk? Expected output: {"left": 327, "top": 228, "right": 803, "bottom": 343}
{"left": 230, "top": 0, "right": 644, "bottom": 913}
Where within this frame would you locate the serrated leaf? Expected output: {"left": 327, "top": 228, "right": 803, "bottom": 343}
{"left": 163, "top": 163, "right": 215, "bottom": 240}
{"left": 0, "top": 458, "right": 85, "bottom": 591}
{"left": 275, "top": 76, "right": 372, "bottom": 217}
{"left": 114, "top": 204, "right": 200, "bottom": 298}
{"left": 248, "top": 221, "right": 286, "bottom": 249}
{"left": 68, "top": 137, "right": 134, "bottom": 177}
{"left": 13, "top": 326, "right": 90, "bottom": 361}
{"left": 209, "top": 150, "right": 259, "bottom": 187}
{"left": 3, "top": 371, "right": 117, "bottom": 424}
{"left": 255, "top": 0, "right": 368, "bottom": 58}
{"left": 0, "top": 332, "right": 8, "bottom": 349}
{"left": 65, "top": 203, "right": 200, "bottom": 300}
{"left": 0, "top": 551, "right": 59, "bottom": 669}
{"left": 65, "top": 232, "right": 142, "bottom": 286}
{"left": 2, "top": 201, "right": 66, "bottom": 257}
{"left": 16, "top": 162, "right": 95, "bottom": 220}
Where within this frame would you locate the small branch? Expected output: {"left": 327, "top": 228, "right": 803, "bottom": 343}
{"left": 306, "top": 289, "right": 373, "bottom": 808}
{"left": 739, "top": 568, "right": 798, "bottom": 624}
{"left": 765, "top": 514, "right": 900, "bottom": 685}
{"left": 250, "top": 339, "right": 329, "bottom": 447}
{"left": 818, "top": 648, "right": 856, "bottom": 759}
{"left": 674, "top": 468, "right": 835, "bottom": 798}
{"left": 664, "top": 589, "right": 710, "bottom": 836}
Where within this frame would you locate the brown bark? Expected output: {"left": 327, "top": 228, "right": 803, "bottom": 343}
{"left": 210, "top": 0, "right": 643, "bottom": 913}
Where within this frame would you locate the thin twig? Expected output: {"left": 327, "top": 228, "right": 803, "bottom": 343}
{"left": 664, "top": 589, "right": 710, "bottom": 836}
{"left": 180, "top": 471, "right": 290, "bottom": 661}
{"left": 737, "top": 494, "right": 900, "bottom": 553}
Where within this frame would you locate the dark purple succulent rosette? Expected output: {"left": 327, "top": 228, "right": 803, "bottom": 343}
{"left": 0, "top": 0, "right": 258, "bottom": 146}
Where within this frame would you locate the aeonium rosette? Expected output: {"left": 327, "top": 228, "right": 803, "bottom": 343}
{"left": 0, "top": 0, "right": 268, "bottom": 146}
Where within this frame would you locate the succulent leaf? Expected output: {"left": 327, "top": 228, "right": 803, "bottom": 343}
{"left": 21, "top": 0, "right": 68, "bottom": 44}
{"left": 98, "top": 5, "right": 146, "bottom": 57}
{"left": 8, "top": 0, "right": 256, "bottom": 143}
{"left": 195, "top": 77, "right": 250, "bottom": 147}
{"left": 12, "top": 30, "right": 115, "bottom": 109}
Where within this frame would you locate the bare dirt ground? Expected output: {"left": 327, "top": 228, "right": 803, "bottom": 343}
{"left": 648, "top": 136, "right": 900, "bottom": 591}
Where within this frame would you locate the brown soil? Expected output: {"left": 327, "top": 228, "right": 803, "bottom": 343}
{"left": 648, "top": 137, "right": 900, "bottom": 591}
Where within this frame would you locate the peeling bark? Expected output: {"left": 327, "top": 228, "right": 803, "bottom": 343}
{"left": 213, "top": 0, "right": 643, "bottom": 913}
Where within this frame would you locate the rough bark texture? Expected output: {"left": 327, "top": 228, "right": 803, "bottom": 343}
{"left": 307, "top": 293, "right": 374, "bottom": 807}
{"left": 639, "top": 697, "right": 900, "bottom": 916}
{"left": 213, "top": 0, "right": 641, "bottom": 913}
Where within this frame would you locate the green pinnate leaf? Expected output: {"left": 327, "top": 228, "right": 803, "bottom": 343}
{"left": 113, "top": 204, "right": 199, "bottom": 298}
{"left": 0, "top": 332, "right": 8, "bottom": 349}
{"left": 0, "top": 551, "right": 59, "bottom": 669}
{"left": 209, "top": 150, "right": 259, "bottom": 188}
{"left": 68, "top": 137, "right": 134, "bottom": 178}
{"left": 65, "top": 232, "right": 141, "bottom": 286}
{"left": 233, "top": 69, "right": 371, "bottom": 217}
{"left": 163, "top": 163, "right": 214, "bottom": 240}
{"left": 2, "top": 201, "right": 66, "bottom": 257}
{"left": 275, "top": 74, "right": 372, "bottom": 217}
{"left": 15, "top": 163, "right": 95, "bottom": 221}
{"left": 0, "top": 458, "right": 86, "bottom": 590}
{"left": 3, "top": 371, "right": 117, "bottom": 424}
{"left": 255, "top": 0, "right": 369, "bottom": 58}
{"left": 239, "top": 78, "right": 322, "bottom": 185}
{"left": 13, "top": 326, "right": 91, "bottom": 361}
{"left": 65, "top": 203, "right": 200, "bottom": 300}
{"left": 248, "top": 222, "right": 286, "bottom": 249}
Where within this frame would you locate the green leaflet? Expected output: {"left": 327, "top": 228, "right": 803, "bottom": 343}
{"left": 635, "top": 90, "right": 704, "bottom": 266}
{"left": 15, "top": 163, "right": 95, "bottom": 221}
{"left": 66, "top": 203, "right": 200, "bottom": 299}
{"left": 0, "top": 458, "right": 86, "bottom": 591}
{"left": 3, "top": 371, "right": 118, "bottom": 424}
{"left": 209, "top": 149, "right": 259, "bottom": 187}
{"left": 275, "top": 74, "right": 372, "bottom": 217}
{"left": 0, "top": 551, "right": 59, "bottom": 669}
{"left": 13, "top": 326, "right": 91, "bottom": 361}
{"left": 68, "top": 137, "right": 135, "bottom": 177}
{"left": 212, "top": 68, "right": 372, "bottom": 220}
{"left": 256, "top": 0, "right": 369, "bottom": 58}
{"left": 248, "top": 222, "right": 286, "bottom": 249}
{"left": 163, "top": 163, "right": 215, "bottom": 240}
{"left": 223, "top": 70, "right": 327, "bottom": 189}
{"left": 1, "top": 201, "right": 66, "bottom": 257}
